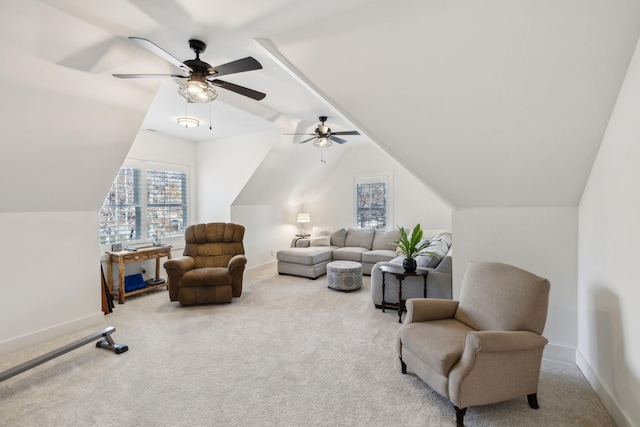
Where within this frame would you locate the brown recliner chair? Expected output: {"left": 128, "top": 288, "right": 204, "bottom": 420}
{"left": 164, "top": 223, "right": 247, "bottom": 305}
{"left": 397, "top": 261, "right": 550, "bottom": 427}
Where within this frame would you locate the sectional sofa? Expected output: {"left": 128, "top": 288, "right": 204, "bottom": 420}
{"left": 370, "top": 230, "right": 453, "bottom": 306}
{"left": 277, "top": 227, "right": 401, "bottom": 279}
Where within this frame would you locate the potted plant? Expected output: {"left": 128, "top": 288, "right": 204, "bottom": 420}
{"left": 394, "top": 224, "right": 429, "bottom": 272}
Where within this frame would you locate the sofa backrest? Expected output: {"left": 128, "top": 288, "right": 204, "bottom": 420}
{"left": 183, "top": 223, "right": 245, "bottom": 268}
{"left": 344, "top": 227, "right": 375, "bottom": 248}
{"left": 454, "top": 261, "right": 550, "bottom": 334}
{"left": 372, "top": 228, "right": 401, "bottom": 250}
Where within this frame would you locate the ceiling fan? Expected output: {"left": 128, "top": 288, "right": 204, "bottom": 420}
{"left": 113, "top": 37, "right": 266, "bottom": 102}
{"left": 286, "top": 116, "right": 360, "bottom": 147}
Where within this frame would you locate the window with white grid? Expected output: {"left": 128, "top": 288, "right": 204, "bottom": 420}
{"left": 99, "top": 162, "right": 188, "bottom": 245}
{"left": 354, "top": 175, "right": 393, "bottom": 229}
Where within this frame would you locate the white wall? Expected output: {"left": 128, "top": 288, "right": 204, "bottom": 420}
{"left": 197, "top": 129, "right": 279, "bottom": 222}
{"left": 452, "top": 207, "right": 578, "bottom": 362}
{"left": 0, "top": 7, "right": 156, "bottom": 355}
{"left": 302, "top": 144, "right": 452, "bottom": 231}
{"left": 577, "top": 36, "right": 640, "bottom": 427}
{"left": 0, "top": 212, "right": 103, "bottom": 355}
{"left": 231, "top": 204, "right": 292, "bottom": 268}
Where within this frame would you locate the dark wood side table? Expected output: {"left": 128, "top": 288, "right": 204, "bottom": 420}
{"left": 380, "top": 265, "right": 429, "bottom": 323}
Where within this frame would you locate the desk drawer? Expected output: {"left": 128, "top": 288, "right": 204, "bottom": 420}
{"left": 123, "top": 253, "right": 149, "bottom": 262}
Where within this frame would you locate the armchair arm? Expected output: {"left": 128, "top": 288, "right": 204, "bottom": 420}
{"left": 228, "top": 254, "right": 247, "bottom": 272}
{"left": 228, "top": 254, "right": 248, "bottom": 298}
{"left": 163, "top": 256, "right": 195, "bottom": 302}
{"left": 294, "top": 238, "right": 310, "bottom": 248}
{"left": 404, "top": 298, "right": 459, "bottom": 324}
{"left": 164, "top": 256, "right": 195, "bottom": 276}
{"left": 448, "top": 331, "right": 548, "bottom": 408}
{"left": 465, "top": 330, "right": 548, "bottom": 353}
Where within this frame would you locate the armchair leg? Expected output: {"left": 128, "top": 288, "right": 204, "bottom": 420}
{"left": 399, "top": 357, "right": 406, "bottom": 374}
{"left": 453, "top": 405, "right": 466, "bottom": 427}
{"left": 527, "top": 393, "right": 539, "bottom": 409}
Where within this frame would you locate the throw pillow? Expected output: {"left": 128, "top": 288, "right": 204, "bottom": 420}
{"left": 312, "top": 227, "right": 335, "bottom": 237}
{"left": 330, "top": 228, "right": 347, "bottom": 247}
{"left": 310, "top": 236, "right": 331, "bottom": 246}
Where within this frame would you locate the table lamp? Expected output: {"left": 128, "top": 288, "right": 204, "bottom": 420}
{"left": 297, "top": 212, "right": 311, "bottom": 237}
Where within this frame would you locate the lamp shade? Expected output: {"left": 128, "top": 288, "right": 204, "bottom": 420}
{"left": 297, "top": 212, "right": 311, "bottom": 223}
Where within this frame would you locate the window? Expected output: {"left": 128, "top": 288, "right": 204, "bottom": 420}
{"left": 100, "top": 162, "right": 188, "bottom": 244}
{"left": 354, "top": 175, "right": 392, "bottom": 229}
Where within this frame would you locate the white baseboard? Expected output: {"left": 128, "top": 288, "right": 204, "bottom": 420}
{"left": 543, "top": 343, "right": 575, "bottom": 362}
{"left": 0, "top": 312, "right": 104, "bottom": 357}
{"left": 246, "top": 260, "right": 277, "bottom": 274}
{"left": 576, "top": 351, "right": 633, "bottom": 427}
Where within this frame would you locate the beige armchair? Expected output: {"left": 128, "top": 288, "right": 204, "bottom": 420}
{"left": 164, "top": 223, "right": 247, "bottom": 305}
{"left": 397, "top": 261, "right": 550, "bottom": 426}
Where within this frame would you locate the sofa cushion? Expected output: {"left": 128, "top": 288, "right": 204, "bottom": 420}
{"left": 181, "top": 267, "right": 232, "bottom": 288}
{"left": 295, "top": 238, "right": 310, "bottom": 248}
{"left": 372, "top": 229, "right": 401, "bottom": 250}
{"left": 399, "top": 318, "right": 474, "bottom": 376}
{"left": 414, "top": 232, "right": 451, "bottom": 268}
{"left": 330, "top": 228, "right": 347, "bottom": 247}
{"left": 362, "top": 249, "right": 397, "bottom": 264}
{"left": 429, "top": 231, "right": 452, "bottom": 247}
{"left": 344, "top": 227, "right": 375, "bottom": 249}
{"left": 333, "top": 247, "right": 369, "bottom": 262}
{"left": 276, "top": 247, "right": 334, "bottom": 265}
{"left": 417, "top": 239, "right": 449, "bottom": 267}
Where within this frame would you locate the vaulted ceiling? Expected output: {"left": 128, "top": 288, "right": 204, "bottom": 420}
{"left": 2, "top": 0, "right": 640, "bottom": 212}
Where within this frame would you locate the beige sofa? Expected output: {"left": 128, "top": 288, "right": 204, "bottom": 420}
{"left": 277, "top": 227, "right": 401, "bottom": 279}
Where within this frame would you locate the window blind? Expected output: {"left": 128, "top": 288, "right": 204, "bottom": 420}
{"left": 146, "top": 169, "right": 187, "bottom": 238}
{"left": 99, "top": 167, "right": 142, "bottom": 244}
{"left": 99, "top": 164, "right": 188, "bottom": 245}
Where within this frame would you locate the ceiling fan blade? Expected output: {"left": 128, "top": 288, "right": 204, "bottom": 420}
{"left": 298, "top": 137, "right": 317, "bottom": 144}
{"left": 128, "top": 37, "right": 191, "bottom": 74}
{"left": 329, "top": 135, "right": 348, "bottom": 144}
{"left": 283, "top": 133, "right": 315, "bottom": 136}
{"left": 209, "top": 79, "right": 266, "bottom": 100}
{"left": 331, "top": 131, "right": 360, "bottom": 136}
{"left": 207, "top": 57, "right": 262, "bottom": 77}
{"left": 112, "top": 73, "right": 187, "bottom": 79}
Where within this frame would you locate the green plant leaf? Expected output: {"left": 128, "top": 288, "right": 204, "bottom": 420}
{"left": 394, "top": 223, "right": 426, "bottom": 259}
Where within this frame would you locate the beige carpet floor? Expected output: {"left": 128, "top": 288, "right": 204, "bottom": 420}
{"left": 0, "top": 265, "right": 614, "bottom": 426}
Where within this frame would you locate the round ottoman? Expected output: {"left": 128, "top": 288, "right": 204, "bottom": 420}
{"left": 326, "top": 261, "right": 362, "bottom": 292}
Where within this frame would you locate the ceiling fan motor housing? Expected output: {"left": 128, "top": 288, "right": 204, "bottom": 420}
{"left": 188, "top": 39, "right": 207, "bottom": 56}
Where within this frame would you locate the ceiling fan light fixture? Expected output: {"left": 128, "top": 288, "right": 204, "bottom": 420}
{"left": 314, "top": 137, "right": 332, "bottom": 148}
{"left": 179, "top": 79, "right": 218, "bottom": 103}
{"left": 176, "top": 117, "right": 200, "bottom": 128}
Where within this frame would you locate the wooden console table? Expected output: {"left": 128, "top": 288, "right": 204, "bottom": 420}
{"left": 106, "top": 246, "right": 172, "bottom": 304}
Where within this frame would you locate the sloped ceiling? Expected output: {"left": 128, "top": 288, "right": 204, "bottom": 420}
{"left": 3, "top": 0, "right": 640, "bottom": 212}
{"left": 269, "top": 0, "right": 640, "bottom": 207}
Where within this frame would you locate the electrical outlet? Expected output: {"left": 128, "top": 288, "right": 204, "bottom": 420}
{"left": 271, "top": 250, "right": 274, "bottom": 256}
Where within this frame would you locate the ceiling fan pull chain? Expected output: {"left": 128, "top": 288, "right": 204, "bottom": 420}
{"left": 209, "top": 103, "right": 213, "bottom": 130}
